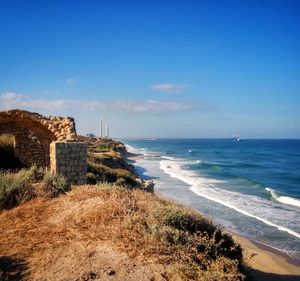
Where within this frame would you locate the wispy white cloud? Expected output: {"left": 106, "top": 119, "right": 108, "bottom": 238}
{"left": 0, "top": 92, "right": 24, "bottom": 109}
{"left": 151, "top": 83, "right": 190, "bottom": 93}
{"left": 0, "top": 92, "right": 208, "bottom": 113}
{"left": 105, "top": 100, "right": 193, "bottom": 113}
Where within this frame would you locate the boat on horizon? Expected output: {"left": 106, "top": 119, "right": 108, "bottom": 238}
{"left": 233, "top": 134, "right": 245, "bottom": 141}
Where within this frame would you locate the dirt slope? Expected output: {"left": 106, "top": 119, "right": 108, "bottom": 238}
{"left": 0, "top": 185, "right": 246, "bottom": 281}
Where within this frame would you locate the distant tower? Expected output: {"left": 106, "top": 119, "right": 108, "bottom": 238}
{"left": 106, "top": 123, "right": 109, "bottom": 139}
{"left": 100, "top": 119, "right": 103, "bottom": 138}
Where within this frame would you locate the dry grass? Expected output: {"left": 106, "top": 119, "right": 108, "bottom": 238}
{"left": 0, "top": 137, "right": 248, "bottom": 279}
{"left": 0, "top": 185, "right": 248, "bottom": 280}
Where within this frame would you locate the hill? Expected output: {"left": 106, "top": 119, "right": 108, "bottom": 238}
{"left": 0, "top": 137, "right": 248, "bottom": 280}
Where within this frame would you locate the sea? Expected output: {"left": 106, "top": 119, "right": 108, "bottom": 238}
{"left": 123, "top": 138, "right": 300, "bottom": 260}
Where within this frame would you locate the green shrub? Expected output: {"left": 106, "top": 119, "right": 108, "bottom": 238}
{"left": 87, "top": 139, "right": 116, "bottom": 153}
{"left": 43, "top": 171, "right": 69, "bottom": 197}
{"left": 0, "top": 167, "right": 71, "bottom": 210}
{"left": 149, "top": 203, "right": 244, "bottom": 273}
{"left": 0, "top": 165, "right": 41, "bottom": 210}
{"left": 87, "top": 161, "right": 138, "bottom": 187}
{"left": 93, "top": 143, "right": 112, "bottom": 152}
{"left": 154, "top": 204, "right": 216, "bottom": 236}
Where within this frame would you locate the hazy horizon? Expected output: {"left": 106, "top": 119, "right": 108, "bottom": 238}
{"left": 0, "top": 0, "right": 299, "bottom": 139}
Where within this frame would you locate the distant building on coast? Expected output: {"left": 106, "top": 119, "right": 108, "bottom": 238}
{"left": 86, "top": 133, "right": 96, "bottom": 138}
{"left": 99, "top": 118, "right": 110, "bottom": 139}
{"left": 105, "top": 123, "right": 109, "bottom": 139}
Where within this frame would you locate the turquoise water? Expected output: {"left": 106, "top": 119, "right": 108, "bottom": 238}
{"left": 124, "top": 139, "right": 300, "bottom": 259}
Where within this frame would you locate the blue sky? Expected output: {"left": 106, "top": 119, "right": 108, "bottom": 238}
{"left": 0, "top": 0, "right": 299, "bottom": 138}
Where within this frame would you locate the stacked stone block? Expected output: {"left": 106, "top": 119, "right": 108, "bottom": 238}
{"left": 50, "top": 142, "right": 87, "bottom": 185}
{"left": 14, "top": 128, "right": 47, "bottom": 166}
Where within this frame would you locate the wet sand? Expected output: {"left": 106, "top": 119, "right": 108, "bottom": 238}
{"left": 233, "top": 234, "right": 300, "bottom": 280}
{"left": 123, "top": 151, "right": 143, "bottom": 162}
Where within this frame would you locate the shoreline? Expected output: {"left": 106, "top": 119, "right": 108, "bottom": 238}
{"left": 123, "top": 143, "right": 300, "bottom": 280}
{"left": 232, "top": 233, "right": 300, "bottom": 280}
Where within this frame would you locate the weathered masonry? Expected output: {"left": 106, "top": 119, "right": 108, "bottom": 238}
{"left": 50, "top": 142, "right": 87, "bottom": 185}
{"left": 0, "top": 109, "right": 87, "bottom": 185}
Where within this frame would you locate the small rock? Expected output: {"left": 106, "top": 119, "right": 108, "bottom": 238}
{"left": 80, "top": 271, "right": 98, "bottom": 280}
{"left": 161, "top": 272, "right": 168, "bottom": 280}
{"left": 107, "top": 268, "right": 116, "bottom": 276}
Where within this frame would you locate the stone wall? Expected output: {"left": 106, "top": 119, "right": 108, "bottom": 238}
{"left": 0, "top": 125, "right": 48, "bottom": 166}
{"left": 50, "top": 142, "right": 87, "bottom": 185}
{"left": 1, "top": 109, "right": 88, "bottom": 185}
{"left": 0, "top": 110, "right": 77, "bottom": 141}
{"left": 14, "top": 128, "right": 47, "bottom": 167}
{"left": 0, "top": 109, "right": 77, "bottom": 167}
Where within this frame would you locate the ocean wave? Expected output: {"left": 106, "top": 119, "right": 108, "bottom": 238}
{"left": 161, "top": 155, "right": 175, "bottom": 160}
{"left": 190, "top": 186, "right": 300, "bottom": 239}
{"left": 193, "top": 160, "right": 259, "bottom": 170}
{"left": 160, "top": 160, "right": 224, "bottom": 185}
{"left": 266, "top": 188, "right": 300, "bottom": 208}
{"left": 159, "top": 160, "right": 300, "bottom": 239}
{"left": 125, "top": 144, "right": 139, "bottom": 154}
{"left": 125, "top": 144, "right": 149, "bottom": 157}
{"left": 191, "top": 160, "right": 224, "bottom": 172}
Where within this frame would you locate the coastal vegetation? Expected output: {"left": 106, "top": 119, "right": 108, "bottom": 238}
{"left": 87, "top": 160, "right": 138, "bottom": 187}
{"left": 0, "top": 137, "right": 249, "bottom": 280}
{"left": 0, "top": 184, "right": 248, "bottom": 280}
{"left": 0, "top": 165, "right": 68, "bottom": 210}
{"left": 81, "top": 136, "right": 142, "bottom": 188}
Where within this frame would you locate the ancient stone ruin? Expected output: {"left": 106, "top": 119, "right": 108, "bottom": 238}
{"left": 50, "top": 142, "right": 87, "bottom": 185}
{"left": 0, "top": 109, "right": 87, "bottom": 185}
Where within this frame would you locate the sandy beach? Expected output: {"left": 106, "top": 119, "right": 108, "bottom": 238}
{"left": 232, "top": 234, "right": 300, "bottom": 280}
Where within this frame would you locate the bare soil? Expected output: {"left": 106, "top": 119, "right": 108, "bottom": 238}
{"left": 0, "top": 186, "right": 168, "bottom": 281}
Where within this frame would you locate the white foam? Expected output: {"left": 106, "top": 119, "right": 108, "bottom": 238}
{"left": 190, "top": 186, "right": 300, "bottom": 239}
{"left": 125, "top": 144, "right": 139, "bottom": 154}
{"left": 125, "top": 144, "right": 148, "bottom": 157}
{"left": 161, "top": 155, "right": 175, "bottom": 160}
{"left": 266, "top": 188, "right": 300, "bottom": 208}
{"left": 159, "top": 160, "right": 300, "bottom": 239}
{"left": 160, "top": 160, "right": 224, "bottom": 185}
